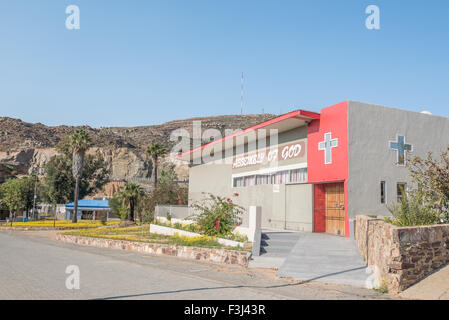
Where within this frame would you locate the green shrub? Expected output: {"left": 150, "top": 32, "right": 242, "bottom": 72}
{"left": 187, "top": 223, "right": 199, "bottom": 233}
{"left": 141, "top": 210, "right": 154, "bottom": 224}
{"left": 387, "top": 189, "right": 440, "bottom": 226}
{"left": 373, "top": 279, "right": 389, "bottom": 294}
{"left": 189, "top": 193, "right": 244, "bottom": 237}
{"left": 119, "top": 206, "right": 129, "bottom": 221}
{"left": 173, "top": 222, "right": 182, "bottom": 229}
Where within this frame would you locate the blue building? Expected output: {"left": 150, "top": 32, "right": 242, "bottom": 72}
{"left": 65, "top": 200, "right": 111, "bottom": 221}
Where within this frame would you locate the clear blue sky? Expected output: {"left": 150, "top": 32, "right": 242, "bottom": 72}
{"left": 0, "top": 1, "right": 448, "bottom": 127}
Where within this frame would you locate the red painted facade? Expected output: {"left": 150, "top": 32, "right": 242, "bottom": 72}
{"left": 307, "top": 101, "right": 350, "bottom": 237}
{"left": 313, "top": 184, "right": 326, "bottom": 233}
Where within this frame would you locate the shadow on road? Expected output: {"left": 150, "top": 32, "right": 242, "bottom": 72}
{"left": 95, "top": 266, "right": 367, "bottom": 300}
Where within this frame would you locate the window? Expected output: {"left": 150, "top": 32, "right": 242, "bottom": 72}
{"left": 233, "top": 177, "right": 244, "bottom": 188}
{"left": 244, "top": 175, "right": 256, "bottom": 186}
{"left": 397, "top": 183, "right": 406, "bottom": 202}
{"left": 256, "top": 174, "right": 270, "bottom": 185}
{"left": 290, "top": 168, "right": 307, "bottom": 183}
{"left": 232, "top": 168, "right": 308, "bottom": 188}
{"left": 380, "top": 181, "right": 386, "bottom": 204}
{"left": 271, "top": 170, "right": 289, "bottom": 184}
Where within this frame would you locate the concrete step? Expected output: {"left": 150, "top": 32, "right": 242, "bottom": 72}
{"left": 262, "top": 233, "right": 302, "bottom": 241}
{"left": 259, "top": 232, "right": 300, "bottom": 257}
{"left": 260, "top": 247, "right": 294, "bottom": 255}
{"left": 261, "top": 240, "right": 296, "bottom": 248}
{"left": 260, "top": 247, "right": 293, "bottom": 255}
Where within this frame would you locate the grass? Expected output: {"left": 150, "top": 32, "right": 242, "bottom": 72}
{"left": 62, "top": 225, "right": 250, "bottom": 251}
{"left": 154, "top": 219, "right": 249, "bottom": 243}
{"left": 0, "top": 220, "right": 118, "bottom": 229}
{"left": 373, "top": 279, "right": 389, "bottom": 294}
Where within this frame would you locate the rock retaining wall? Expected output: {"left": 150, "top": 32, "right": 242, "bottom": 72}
{"left": 55, "top": 234, "right": 251, "bottom": 267}
{"left": 355, "top": 215, "right": 449, "bottom": 293}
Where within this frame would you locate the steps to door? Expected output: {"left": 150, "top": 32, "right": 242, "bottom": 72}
{"left": 248, "top": 230, "right": 301, "bottom": 269}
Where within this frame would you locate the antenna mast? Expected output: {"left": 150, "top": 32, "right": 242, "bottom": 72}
{"left": 240, "top": 72, "right": 244, "bottom": 115}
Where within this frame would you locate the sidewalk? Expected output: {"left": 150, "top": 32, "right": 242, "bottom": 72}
{"left": 399, "top": 264, "right": 449, "bottom": 300}
{"left": 277, "top": 232, "right": 370, "bottom": 288}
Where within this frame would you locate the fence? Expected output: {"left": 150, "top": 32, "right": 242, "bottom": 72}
{"left": 38, "top": 204, "right": 66, "bottom": 220}
{"left": 155, "top": 205, "right": 189, "bottom": 220}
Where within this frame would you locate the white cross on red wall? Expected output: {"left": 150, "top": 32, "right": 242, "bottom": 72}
{"left": 318, "top": 132, "right": 338, "bottom": 164}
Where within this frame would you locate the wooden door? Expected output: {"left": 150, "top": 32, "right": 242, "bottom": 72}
{"left": 324, "top": 183, "right": 345, "bottom": 236}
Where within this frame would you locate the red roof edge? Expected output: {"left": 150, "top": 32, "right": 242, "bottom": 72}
{"left": 175, "top": 109, "right": 320, "bottom": 159}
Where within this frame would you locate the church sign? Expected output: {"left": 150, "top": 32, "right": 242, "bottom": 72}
{"left": 232, "top": 141, "right": 306, "bottom": 169}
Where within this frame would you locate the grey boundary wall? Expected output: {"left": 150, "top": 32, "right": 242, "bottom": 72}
{"left": 154, "top": 205, "right": 189, "bottom": 220}
{"left": 355, "top": 215, "right": 449, "bottom": 293}
{"left": 56, "top": 233, "right": 251, "bottom": 267}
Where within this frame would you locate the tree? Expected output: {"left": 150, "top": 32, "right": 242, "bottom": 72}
{"left": 146, "top": 143, "right": 167, "bottom": 188}
{"left": 116, "top": 182, "right": 143, "bottom": 222}
{"left": 70, "top": 128, "right": 92, "bottom": 223}
{"left": 408, "top": 149, "right": 449, "bottom": 222}
{"left": 0, "top": 177, "right": 38, "bottom": 220}
{"left": 41, "top": 153, "right": 109, "bottom": 205}
{"left": 139, "top": 168, "right": 188, "bottom": 221}
{"left": 18, "top": 176, "right": 38, "bottom": 218}
{"left": 0, "top": 178, "right": 23, "bottom": 219}
{"left": 40, "top": 155, "right": 73, "bottom": 204}
{"left": 109, "top": 192, "right": 129, "bottom": 221}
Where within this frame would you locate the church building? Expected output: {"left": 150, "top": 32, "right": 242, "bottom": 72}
{"left": 177, "top": 101, "right": 449, "bottom": 238}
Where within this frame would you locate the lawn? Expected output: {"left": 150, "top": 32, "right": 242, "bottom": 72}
{"left": 62, "top": 225, "right": 250, "bottom": 251}
{"left": 153, "top": 219, "right": 249, "bottom": 243}
{"left": 0, "top": 220, "right": 118, "bottom": 229}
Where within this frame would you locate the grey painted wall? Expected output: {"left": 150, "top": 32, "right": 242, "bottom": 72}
{"left": 188, "top": 125, "right": 313, "bottom": 230}
{"left": 188, "top": 162, "right": 312, "bottom": 230}
{"left": 347, "top": 101, "right": 449, "bottom": 218}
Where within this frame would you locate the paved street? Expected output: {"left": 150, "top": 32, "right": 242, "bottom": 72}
{"left": 0, "top": 231, "right": 390, "bottom": 300}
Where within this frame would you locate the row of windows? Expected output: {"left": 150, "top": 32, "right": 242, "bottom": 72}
{"left": 233, "top": 168, "right": 307, "bottom": 188}
{"left": 380, "top": 181, "right": 407, "bottom": 203}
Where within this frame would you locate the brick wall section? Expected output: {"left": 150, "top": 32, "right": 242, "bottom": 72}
{"left": 56, "top": 234, "right": 251, "bottom": 267}
{"left": 355, "top": 215, "right": 449, "bottom": 293}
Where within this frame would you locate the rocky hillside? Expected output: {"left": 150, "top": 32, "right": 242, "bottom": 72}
{"left": 0, "top": 114, "right": 276, "bottom": 180}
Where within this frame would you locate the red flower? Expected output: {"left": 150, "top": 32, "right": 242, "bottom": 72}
{"left": 233, "top": 193, "right": 239, "bottom": 197}
{"left": 223, "top": 212, "right": 227, "bottom": 215}
{"left": 237, "top": 221, "right": 242, "bottom": 226}
{"left": 178, "top": 199, "right": 182, "bottom": 204}
{"left": 226, "top": 198, "right": 232, "bottom": 202}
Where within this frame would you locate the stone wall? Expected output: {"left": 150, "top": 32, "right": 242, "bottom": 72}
{"left": 56, "top": 234, "right": 251, "bottom": 266}
{"left": 355, "top": 215, "right": 449, "bottom": 293}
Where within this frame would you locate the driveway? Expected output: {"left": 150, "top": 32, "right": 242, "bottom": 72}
{"left": 0, "top": 230, "right": 387, "bottom": 300}
{"left": 277, "top": 232, "right": 370, "bottom": 288}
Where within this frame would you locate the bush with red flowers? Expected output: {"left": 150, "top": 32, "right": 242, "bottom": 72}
{"left": 189, "top": 193, "right": 245, "bottom": 237}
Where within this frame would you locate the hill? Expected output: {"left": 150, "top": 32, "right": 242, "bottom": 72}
{"left": 0, "top": 113, "right": 276, "bottom": 180}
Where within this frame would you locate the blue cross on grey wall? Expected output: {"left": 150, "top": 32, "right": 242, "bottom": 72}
{"left": 318, "top": 132, "right": 338, "bottom": 164}
{"left": 389, "top": 135, "right": 413, "bottom": 166}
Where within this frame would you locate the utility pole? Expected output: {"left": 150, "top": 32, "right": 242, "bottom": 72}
{"left": 32, "top": 175, "right": 37, "bottom": 220}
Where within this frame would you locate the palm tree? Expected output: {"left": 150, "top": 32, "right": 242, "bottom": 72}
{"left": 119, "top": 182, "right": 143, "bottom": 222}
{"left": 70, "top": 128, "right": 91, "bottom": 223}
{"left": 146, "top": 143, "right": 167, "bottom": 188}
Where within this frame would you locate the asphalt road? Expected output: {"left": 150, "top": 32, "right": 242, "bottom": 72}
{"left": 0, "top": 231, "right": 389, "bottom": 300}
